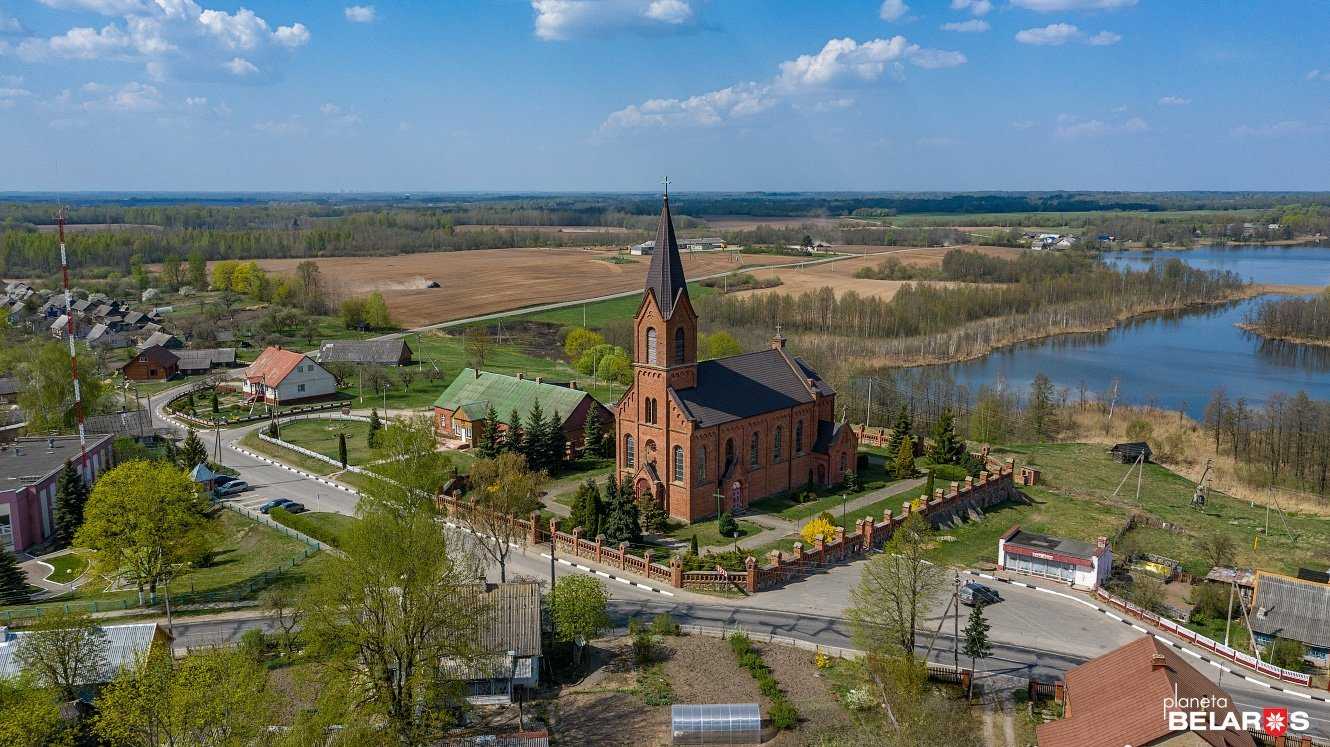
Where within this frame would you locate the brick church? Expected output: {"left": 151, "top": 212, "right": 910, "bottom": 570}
{"left": 615, "top": 194, "right": 858, "bottom": 523}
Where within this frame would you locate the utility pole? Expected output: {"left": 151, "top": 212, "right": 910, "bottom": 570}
{"left": 865, "top": 377, "right": 873, "bottom": 427}
{"left": 1223, "top": 578, "right": 1236, "bottom": 648}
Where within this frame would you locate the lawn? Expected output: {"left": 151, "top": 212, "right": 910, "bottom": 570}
{"left": 274, "top": 418, "right": 375, "bottom": 466}
{"left": 988, "top": 443, "right": 1330, "bottom": 577}
{"left": 1, "top": 509, "right": 323, "bottom": 619}
{"left": 666, "top": 517, "right": 763, "bottom": 549}
{"left": 239, "top": 432, "right": 337, "bottom": 476}
{"left": 515, "top": 283, "right": 717, "bottom": 329}
{"left": 270, "top": 510, "right": 359, "bottom": 549}
{"left": 380, "top": 331, "right": 625, "bottom": 409}
{"left": 747, "top": 457, "right": 903, "bottom": 521}
{"left": 43, "top": 552, "right": 89, "bottom": 584}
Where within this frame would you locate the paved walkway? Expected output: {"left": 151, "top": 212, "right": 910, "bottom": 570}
{"left": 19, "top": 549, "right": 92, "bottom": 597}
{"left": 733, "top": 475, "right": 927, "bottom": 551}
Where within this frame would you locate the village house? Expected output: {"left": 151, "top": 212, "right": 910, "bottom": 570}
{"left": 445, "top": 582, "right": 543, "bottom": 705}
{"left": 173, "top": 348, "right": 238, "bottom": 375}
{"left": 1036, "top": 636, "right": 1255, "bottom": 747}
{"left": 1248, "top": 571, "right": 1330, "bottom": 666}
{"left": 433, "top": 368, "right": 611, "bottom": 450}
{"left": 317, "top": 338, "right": 414, "bottom": 367}
{"left": 242, "top": 346, "right": 338, "bottom": 404}
{"left": 0, "top": 622, "right": 171, "bottom": 699}
{"left": 616, "top": 195, "right": 857, "bottom": 522}
{"left": 0, "top": 435, "right": 115, "bottom": 553}
{"left": 997, "top": 526, "right": 1113, "bottom": 589}
{"left": 117, "top": 344, "right": 180, "bottom": 381}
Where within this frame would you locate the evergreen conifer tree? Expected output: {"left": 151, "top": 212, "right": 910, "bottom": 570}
{"left": 548, "top": 411, "right": 567, "bottom": 475}
{"left": 210, "top": 389, "right": 219, "bottom": 414}
{"left": 368, "top": 408, "right": 383, "bottom": 449}
{"left": 601, "top": 474, "right": 641, "bottom": 545}
{"left": 689, "top": 534, "right": 700, "bottom": 556}
{"left": 0, "top": 549, "right": 32, "bottom": 604}
{"left": 524, "top": 402, "right": 548, "bottom": 472}
{"left": 180, "top": 429, "right": 208, "bottom": 470}
{"left": 52, "top": 460, "right": 89, "bottom": 548}
{"left": 505, "top": 408, "right": 523, "bottom": 454}
{"left": 338, "top": 432, "right": 348, "bottom": 467}
{"left": 477, "top": 405, "right": 501, "bottom": 458}
{"left": 884, "top": 405, "right": 912, "bottom": 458}
{"left": 961, "top": 602, "right": 993, "bottom": 699}
{"left": 582, "top": 412, "right": 605, "bottom": 458}
{"left": 926, "top": 408, "right": 966, "bottom": 465}
{"left": 894, "top": 436, "right": 915, "bottom": 480}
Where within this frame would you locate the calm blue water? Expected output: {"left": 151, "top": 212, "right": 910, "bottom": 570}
{"left": 919, "top": 246, "right": 1330, "bottom": 419}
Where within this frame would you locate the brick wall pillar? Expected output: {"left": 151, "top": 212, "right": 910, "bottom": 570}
{"left": 528, "top": 510, "right": 540, "bottom": 545}
{"left": 815, "top": 536, "right": 826, "bottom": 565}
{"left": 792, "top": 542, "right": 803, "bottom": 562}
{"left": 571, "top": 527, "right": 583, "bottom": 556}
{"left": 644, "top": 549, "right": 654, "bottom": 570}
{"left": 595, "top": 534, "right": 605, "bottom": 563}
{"left": 670, "top": 554, "right": 683, "bottom": 588}
{"left": 834, "top": 526, "right": 846, "bottom": 559}
{"left": 902, "top": 501, "right": 911, "bottom": 518}
{"left": 745, "top": 556, "right": 757, "bottom": 593}
{"left": 960, "top": 671, "right": 972, "bottom": 695}
{"left": 1054, "top": 682, "right": 1065, "bottom": 704}
{"left": 618, "top": 542, "right": 628, "bottom": 570}
{"left": 548, "top": 518, "right": 560, "bottom": 549}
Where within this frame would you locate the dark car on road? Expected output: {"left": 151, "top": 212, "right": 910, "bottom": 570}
{"left": 281, "top": 502, "right": 307, "bottom": 514}
{"left": 960, "top": 581, "right": 1001, "bottom": 607}
{"left": 259, "top": 498, "right": 293, "bottom": 514}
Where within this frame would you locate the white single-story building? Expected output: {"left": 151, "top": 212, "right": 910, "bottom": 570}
{"left": 998, "top": 525, "right": 1112, "bottom": 589}
{"left": 241, "top": 346, "right": 337, "bottom": 404}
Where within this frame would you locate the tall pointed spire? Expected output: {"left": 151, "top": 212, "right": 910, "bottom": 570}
{"left": 645, "top": 191, "right": 689, "bottom": 319}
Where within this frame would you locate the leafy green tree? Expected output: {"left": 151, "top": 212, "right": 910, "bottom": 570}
{"left": 717, "top": 511, "right": 738, "bottom": 538}
{"left": 337, "top": 432, "right": 348, "bottom": 467}
{"left": 570, "top": 479, "right": 603, "bottom": 537}
{"left": 16, "top": 342, "right": 107, "bottom": 432}
{"left": 884, "top": 405, "right": 912, "bottom": 461}
{"left": 582, "top": 411, "right": 605, "bottom": 458}
{"left": 563, "top": 327, "right": 605, "bottom": 362}
{"left": 186, "top": 250, "right": 207, "bottom": 289}
{"left": 179, "top": 428, "right": 208, "bottom": 470}
{"left": 364, "top": 291, "right": 392, "bottom": 329}
{"left": 595, "top": 350, "right": 632, "bottom": 386}
{"left": 340, "top": 297, "right": 367, "bottom": 330}
{"left": 15, "top": 611, "right": 109, "bottom": 701}
{"left": 700, "top": 331, "right": 742, "bottom": 359}
{"left": 961, "top": 603, "right": 992, "bottom": 698}
{"left": 0, "top": 676, "right": 68, "bottom": 747}
{"left": 476, "top": 404, "right": 501, "bottom": 459}
{"left": 548, "top": 411, "right": 567, "bottom": 474}
{"left": 367, "top": 408, "right": 382, "bottom": 449}
{"left": 848, "top": 513, "right": 944, "bottom": 659}
{"left": 300, "top": 504, "right": 480, "bottom": 744}
{"left": 75, "top": 460, "right": 213, "bottom": 603}
{"left": 1268, "top": 637, "right": 1308, "bottom": 671}
{"left": 52, "top": 460, "right": 88, "bottom": 548}
{"left": 894, "top": 436, "right": 915, "bottom": 480}
{"left": 463, "top": 452, "right": 546, "bottom": 582}
{"left": 926, "top": 409, "right": 966, "bottom": 465}
{"left": 637, "top": 492, "right": 669, "bottom": 534}
{"left": 159, "top": 254, "right": 181, "bottom": 289}
{"left": 601, "top": 474, "right": 641, "bottom": 545}
{"left": 0, "top": 548, "right": 33, "bottom": 604}
{"left": 95, "top": 647, "right": 271, "bottom": 747}
{"left": 549, "top": 575, "right": 611, "bottom": 664}
{"left": 1028, "top": 372, "right": 1057, "bottom": 440}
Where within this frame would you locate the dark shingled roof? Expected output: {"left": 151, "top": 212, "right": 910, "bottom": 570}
{"left": 1250, "top": 572, "right": 1330, "bottom": 648}
{"left": 464, "top": 582, "right": 543, "bottom": 658}
{"left": 1006, "top": 529, "right": 1099, "bottom": 560}
{"left": 672, "top": 348, "right": 829, "bottom": 428}
{"left": 812, "top": 420, "right": 848, "bottom": 454}
{"left": 318, "top": 338, "right": 412, "bottom": 366}
{"left": 645, "top": 196, "right": 688, "bottom": 320}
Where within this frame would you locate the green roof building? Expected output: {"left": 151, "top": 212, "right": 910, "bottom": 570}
{"left": 432, "top": 368, "right": 612, "bottom": 449}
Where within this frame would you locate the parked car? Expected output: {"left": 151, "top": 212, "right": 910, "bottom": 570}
{"left": 281, "top": 502, "right": 307, "bottom": 514}
{"left": 258, "top": 498, "right": 292, "bottom": 514}
{"left": 213, "top": 475, "right": 237, "bottom": 486}
{"left": 215, "top": 480, "right": 250, "bottom": 496}
{"left": 960, "top": 581, "right": 1001, "bottom": 607}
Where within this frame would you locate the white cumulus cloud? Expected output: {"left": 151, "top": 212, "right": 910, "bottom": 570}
{"left": 224, "top": 56, "right": 259, "bottom": 76}
{"left": 80, "top": 80, "right": 161, "bottom": 111}
{"left": 1087, "top": 30, "right": 1120, "bottom": 45}
{"left": 1010, "top": 0, "right": 1135, "bottom": 10}
{"left": 1016, "top": 23, "right": 1120, "bottom": 46}
{"left": 942, "top": 19, "right": 990, "bottom": 32}
{"left": 950, "top": 0, "right": 992, "bottom": 15}
{"left": 1, "top": 12, "right": 25, "bottom": 34}
{"left": 879, "top": 0, "right": 909, "bottom": 22}
{"left": 1158, "top": 95, "right": 1189, "bottom": 106}
{"left": 344, "top": 5, "right": 376, "bottom": 23}
{"left": 532, "top": 0, "right": 696, "bottom": 41}
{"left": 1054, "top": 113, "right": 1148, "bottom": 138}
{"left": 603, "top": 35, "right": 964, "bottom": 130}
{"left": 1306, "top": 69, "right": 1330, "bottom": 82}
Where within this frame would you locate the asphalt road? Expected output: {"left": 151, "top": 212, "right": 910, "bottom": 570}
{"left": 151, "top": 385, "right": 1330, "bottom": 738}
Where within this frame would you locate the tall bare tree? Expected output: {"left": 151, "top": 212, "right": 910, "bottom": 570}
{"left": 848, "top": 512, "right": 945, "bottom": 659}
{"left": 461, "top": 452, "right": 546, "bottom": 583}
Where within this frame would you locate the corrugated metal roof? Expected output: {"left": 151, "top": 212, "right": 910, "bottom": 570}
{"left": 1251, "top": 573, "right": 1330, "bottom": 648}
{"left": 317, "top": 339, "right": 412, "bottom": 365}
{"left": 0, "top": 622, "right": 163, "bottom": 683}
{"left": 433, "top": 369, "right": 592, "bottom": 425}
{"left": 463, "top": 582, "right": 542, "bottom": 658}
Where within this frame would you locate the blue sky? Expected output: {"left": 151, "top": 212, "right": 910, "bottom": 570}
{"left": 1, "top": 0, "right": 1328, "bottom": 192}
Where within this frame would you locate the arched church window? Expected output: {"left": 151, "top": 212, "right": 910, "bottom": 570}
{"left": 840, "top": 452, "right": 848, "bottom": 475}
{"left": 795, "top": 421, "right": 804, "bottom": 453}
{"left": 646, "top": 327, "right": 658, "bottom": 365}
{"left": 673, "top": 446, "right": 684, "bottom": 484}
{"left": 749, "top": 432, "right": 760, "bottom": 468}
{"left": 697, "top": 446, "right": 707, "bottom": 480}
{"left": 625, "top": 435, "right": 635, "bottom": 467}
{"left": 673, "top": 330, "right": 685, "bottom": 364}
{"left": 773, "top": 426, "right": 783, "bottom": 462}
{"left": 724, "top": 438, "right": 734, "bottom": 466}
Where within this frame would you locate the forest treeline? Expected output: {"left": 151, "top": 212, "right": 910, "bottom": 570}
{"left": 854, "top": 248, "right": 1095, "bottom": 282}
{"left": 1244, "top": 292, "right": 1330, "bottom": 343}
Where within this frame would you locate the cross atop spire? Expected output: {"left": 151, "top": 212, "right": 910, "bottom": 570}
{"left": 661, "top": 175, "right": 670, "bottom": 198}
{"left": 645, "top": 190, "right": 688, "bottom": 319}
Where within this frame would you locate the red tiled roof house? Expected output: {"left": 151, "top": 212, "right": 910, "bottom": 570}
{"left": 242, "top": 347, "right": 337, "bottom": 404}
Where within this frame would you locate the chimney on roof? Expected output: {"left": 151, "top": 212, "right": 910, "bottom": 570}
{"left": 1096, "top": 536, "right": 1108, "bottom": 550}
{"left": 569, "top": 381, "right": 578, "bottom": 390}
{"left": 1150, "top": 653, "right": 1167, "bottom": 671}
{"left": 516, "top": 372, "right": 524, "bottom": 380}
{"left": 1257, "top": 606, "right": 1266, "bottom": 619}
{"left": 473, "top": 368, "right": 480, "bottom": 379}
{"left": 535, "top": 376, "right": 543, "bottom": 384}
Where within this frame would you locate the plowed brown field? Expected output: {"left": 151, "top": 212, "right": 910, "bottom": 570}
{"left": 250, "top": 247, "right": 792, "bottom": 328}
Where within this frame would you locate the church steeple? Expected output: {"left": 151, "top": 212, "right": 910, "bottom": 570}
{"left": 645, "top": 190, "right": 689, "bottom": 320}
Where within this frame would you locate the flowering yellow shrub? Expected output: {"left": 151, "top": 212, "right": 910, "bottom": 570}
{"left": 800, "top": 517, "right": 837, "bottom": 546}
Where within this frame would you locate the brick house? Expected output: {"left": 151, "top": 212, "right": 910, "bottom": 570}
{"left": 615, "top": 195, "right": 857, "bottom": 522}
{"left": 0, "top": 435, "right": 114, "bottom": 553}
{"left": 433, "top": 369, "right": 611, "bottom": 450}
{"left": 117, "top": 344, "right": 180, "bottom": 381}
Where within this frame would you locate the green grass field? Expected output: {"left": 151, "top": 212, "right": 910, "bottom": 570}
{"left": 667, "top": 517, "right": 762, "bottom": 549}
{"left": 43, "top": 552, "right": 89, "bottom": 584}
{"left": 515, "top": 283, "right": 717, "bottom": 329}
{"left": 275, "top": 418, "right": 375, "bottom": 466}
{"left": 238, "top": 432, "right": 337, "bottom": 475}
{"left": 270, "top": 510, "right": 359, "bottom": 548}
{"left": 1, "top": 510, "right": 322, "bottom": 618}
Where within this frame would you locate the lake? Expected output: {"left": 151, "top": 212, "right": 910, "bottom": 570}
{"left": 915, "top": 246, "right": 1330, "bottom": 419}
